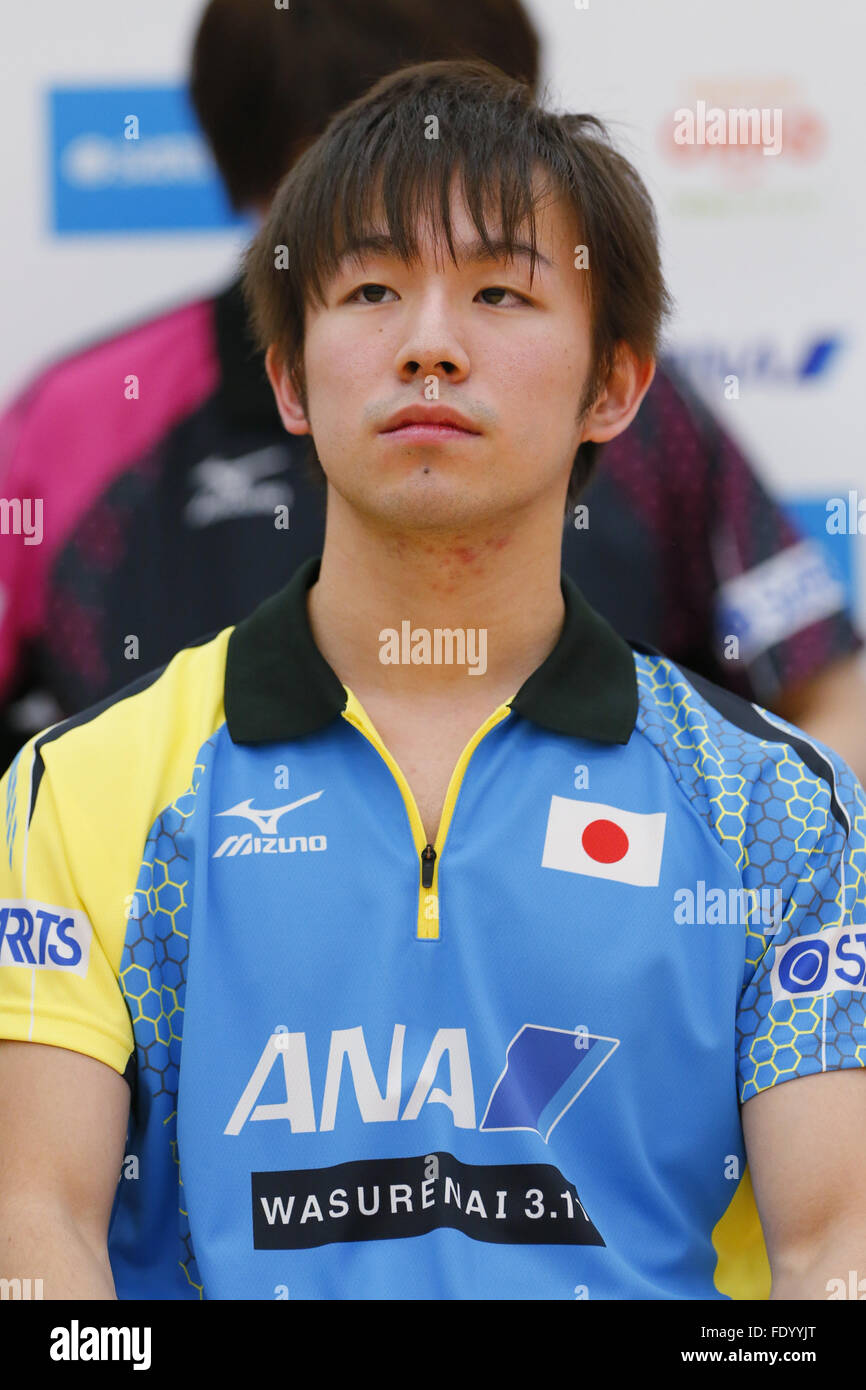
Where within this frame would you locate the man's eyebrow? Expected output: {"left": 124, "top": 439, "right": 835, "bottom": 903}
{"left": 463, "top": 238, "right": 552, "bottom": 270}
{"left": 335, "top": 233, "right": 552, "bottom": 271}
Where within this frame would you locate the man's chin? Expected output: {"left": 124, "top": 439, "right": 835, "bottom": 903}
{"left": 325, "top": 460, "right": 534, "bottom": 532}
{"left": 361, "top": 480, "right": 513, "bottom": 532}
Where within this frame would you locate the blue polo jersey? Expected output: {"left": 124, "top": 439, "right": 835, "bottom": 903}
{"left": 1, "top": 554, "right": 864, "bottom": 1300}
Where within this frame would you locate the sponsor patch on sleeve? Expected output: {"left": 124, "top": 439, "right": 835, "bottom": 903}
{"left": 0, "top": 900, "right": 93, "bottom": 977}
{"left": 770, "top": 924, "right": 866, "bottom": 1002}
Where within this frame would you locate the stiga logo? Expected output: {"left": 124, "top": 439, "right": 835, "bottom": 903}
{"left": 771, "top": 925, "right": 866, "bottom": 1002}
{"left": 212, "top": 792, "right": 326, "bottom": 858}
{"left": 231, "top": 1023, "right": 620, "bottom": 1251}
{"left": 0, "top": 900, "right": 92, "bottom": 976}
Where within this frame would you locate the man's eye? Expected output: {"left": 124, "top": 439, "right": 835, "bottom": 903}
{"left": 348, "top": 284, "right": 395, "bottom": 304}
{"left": 477, "top": 287, "right": 527, "bottom": 306}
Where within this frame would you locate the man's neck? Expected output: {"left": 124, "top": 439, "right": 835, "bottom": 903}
{"left": 306, "top": 498, "right": 567, "bottom": 705}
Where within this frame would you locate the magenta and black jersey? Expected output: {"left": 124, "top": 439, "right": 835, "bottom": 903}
{"left": 0, "top": 276, "right": 859, "bottom": 768}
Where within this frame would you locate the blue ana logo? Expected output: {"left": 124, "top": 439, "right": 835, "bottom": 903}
{"left": 48, "top": 85, "right": 253, "bottom": 234}
{"left": 666, "top": 336, "right": 843, "bottom": 387}
{"left": 225, "top": 1022, "right": 619, "bottom": 1139}
{"left": 481, "top": 1024, "right": 619, "bottom": 1142}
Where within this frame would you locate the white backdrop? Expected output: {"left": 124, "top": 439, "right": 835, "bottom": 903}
{"left": 0, "top": 0, "right": 863, "bottom": 620}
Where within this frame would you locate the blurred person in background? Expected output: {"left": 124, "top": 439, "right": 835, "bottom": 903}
{"left": 0, "top": 0, "right": 862, "bottom": 780}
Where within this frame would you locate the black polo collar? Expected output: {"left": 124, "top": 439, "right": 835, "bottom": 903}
{"left": 225, "top": 555, "right": 638, "bottom": 745}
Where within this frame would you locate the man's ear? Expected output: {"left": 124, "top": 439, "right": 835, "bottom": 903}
{"left": 264, "top": 344, "right": 312, "bottom": 437}
{"left": 579, "top": 345, "right": 655, "bottom": 446}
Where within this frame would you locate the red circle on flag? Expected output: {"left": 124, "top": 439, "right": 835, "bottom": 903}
{"left": 581, "top": 818, "right": 629, "bottom": 863}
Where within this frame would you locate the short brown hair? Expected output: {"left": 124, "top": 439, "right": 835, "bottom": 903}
{"left": 243, "top": 59, "right": 672, "bottom": 506}
{"left": 189, "top": 0, "right": 539, "bottom": 213}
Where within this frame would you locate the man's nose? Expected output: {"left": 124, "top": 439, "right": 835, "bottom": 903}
{"left": 394, "top": 299, "right": 470, "bottom": 384}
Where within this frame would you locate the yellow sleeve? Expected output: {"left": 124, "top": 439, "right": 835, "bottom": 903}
{"left": 0, "top": 735, "right": 134, "bottom": 1075}
{"left": 0, "top": 631, "right": 232, "bottom": 1078}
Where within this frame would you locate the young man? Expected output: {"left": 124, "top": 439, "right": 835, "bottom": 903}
{"left": 0, "top": 0, "right": 863, "bottom": 783}
{"left": 1, "top": 60, "right": 864, "bottom": 1301}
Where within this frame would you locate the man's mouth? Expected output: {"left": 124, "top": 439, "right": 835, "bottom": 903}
{"left": 379, "top": 404, "right": 483, "bottom": 437}
{"left": 381, "top": 422, "right": 480, "bottom": 440}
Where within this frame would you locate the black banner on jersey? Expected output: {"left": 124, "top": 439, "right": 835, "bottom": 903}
{"left": 251, "top": 1151, "right": 603, "bottom": 1249}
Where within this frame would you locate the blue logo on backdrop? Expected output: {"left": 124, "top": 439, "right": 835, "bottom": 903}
{"left": 49, "top": 85, "right": 253, "bottom": 234}
{"left": 665, "top": 335, "right": 844, "bottom": 388}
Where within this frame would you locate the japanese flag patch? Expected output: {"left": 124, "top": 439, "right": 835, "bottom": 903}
{"left": 542, "top": 796, "right": 666, "bottom": 887}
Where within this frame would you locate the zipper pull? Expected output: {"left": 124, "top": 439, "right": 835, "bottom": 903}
{"left": 421, "top": 843, "right": 437, "bottom": 889}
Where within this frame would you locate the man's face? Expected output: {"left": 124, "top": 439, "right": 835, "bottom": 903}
{"left": 269, "top": 174, "right": 599, "bottom": 531}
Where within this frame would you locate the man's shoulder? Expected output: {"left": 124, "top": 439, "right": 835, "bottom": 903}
{"left": 633, "top": 643, "right": 861, "bottom": 836}
{"left": 18, "top": 623, "right": 233, "bottom": 828}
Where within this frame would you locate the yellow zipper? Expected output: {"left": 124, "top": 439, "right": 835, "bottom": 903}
{"left": 341, "top": 688, "right": 513, "bottom": 941}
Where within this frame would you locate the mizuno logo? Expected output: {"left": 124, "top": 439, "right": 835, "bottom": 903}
{"left": 216, "top": 792, "right": 323, "bottom": 835}
{"left": 184, "top": 447, "right": 293, "bottom": 528}
{"left": 212, "top": 792, "right": 327, "bottom": 859}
